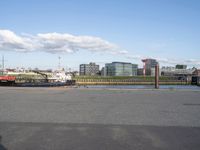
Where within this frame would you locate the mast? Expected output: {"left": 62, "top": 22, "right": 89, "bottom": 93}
{"left": 2, "top": 55, "right": 4, "bottom": 72}
{"left": 1, "top": 55, "right": 4, "bottom": 75}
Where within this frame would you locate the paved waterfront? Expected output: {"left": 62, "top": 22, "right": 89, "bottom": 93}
{"left": 0, "top": 87, "right": 200, "bottom": 149}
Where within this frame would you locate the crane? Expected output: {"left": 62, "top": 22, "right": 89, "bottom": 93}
{"left": 32, "top": 70, "right": 48, "bottom": 82}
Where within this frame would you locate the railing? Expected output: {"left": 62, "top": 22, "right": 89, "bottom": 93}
{"left": 74, "top": 76, "right": 188, "bottom": 85}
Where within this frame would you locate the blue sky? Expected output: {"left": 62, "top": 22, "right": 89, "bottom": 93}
{"left": 0, "top": 0, "right": 200, "bottom": 70}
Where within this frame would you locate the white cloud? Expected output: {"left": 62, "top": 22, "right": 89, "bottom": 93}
{"left": 0, "top": 29, "right": 127, "bottom": 54}
{"left": 0, "top": 29, "right": 199, "bottom": 67}
{"left": 125, "top": 54, "right": 144, "bottom": 60}
{"left": 0, "top": 30, "right": 34, "bottom": 52}
{"left": 125, "top": 54, "right": 200, "bottom": 67}
{"left": 155, "top": 57, "right": 200, "bottom": 67}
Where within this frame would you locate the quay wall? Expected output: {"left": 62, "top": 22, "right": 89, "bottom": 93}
{"left": 76, "top": 81, "right": 189, "bottom": 85}
{"left": 74, "top": 76, "right": 189, "bottom": 85}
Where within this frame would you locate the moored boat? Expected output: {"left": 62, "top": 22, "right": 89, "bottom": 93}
{"left": 0, "top": 72, "right": 76, "bottom": 87}
{"left": 0, "top": 76, "right": 16, "bottom": 86}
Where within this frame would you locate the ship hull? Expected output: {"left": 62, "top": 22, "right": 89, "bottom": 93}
{"left": 0, "top": 80, "right": 76, "bottom": 87}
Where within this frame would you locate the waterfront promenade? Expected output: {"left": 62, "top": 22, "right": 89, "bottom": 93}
{"left": 0, "top": 87, "right": 200, "bottom": 150}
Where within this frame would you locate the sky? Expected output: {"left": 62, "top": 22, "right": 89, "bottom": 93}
{"left": 0, "top": 0, "right": 200, "bottom": 70}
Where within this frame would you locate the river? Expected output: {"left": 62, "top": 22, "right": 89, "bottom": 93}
{"left": 79, "top": 85, "right": 200, "bottom": 90}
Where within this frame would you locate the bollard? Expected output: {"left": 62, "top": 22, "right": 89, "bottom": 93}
{"left": 155, "top": 64, "right": 159, "bottom": 89}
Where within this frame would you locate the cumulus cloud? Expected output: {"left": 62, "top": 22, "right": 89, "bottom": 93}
{"left": 0, "top": 29, "right": 199, "bottom": 67}
{"left": 0, "top": 29, "right": 127, "bottom": 54}
{"left": 0, "top": 30, "right": 34, "bottom": 52}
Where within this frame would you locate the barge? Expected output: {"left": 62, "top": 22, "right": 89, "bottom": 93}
{"left": 0, "top": 75, "right": 76, "bottom": 87}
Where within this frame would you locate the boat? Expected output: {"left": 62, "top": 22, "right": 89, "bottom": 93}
{"left": 15, "top": 80, "right": 75, "bottom": 87}
{"left": 0, "top": 76, "right": 16, "bottom": 86}
{"left": 0, "top": 71, "right": 76, "bottom": 87}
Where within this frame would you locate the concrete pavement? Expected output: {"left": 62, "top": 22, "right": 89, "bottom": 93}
{"left": 0, "top": 87, "right": 200, "bottom": 149}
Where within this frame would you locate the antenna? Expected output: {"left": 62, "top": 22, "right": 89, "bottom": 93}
{"left": 1, "top": 55, "right": 5, "bottom": 75}
{"left": 2, "top": 55, "right": 4, "bottom": 71}
{"left": 58, "top": 56, "right": 61, "bottom": 69}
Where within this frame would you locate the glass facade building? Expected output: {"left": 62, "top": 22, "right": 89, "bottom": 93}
{"left": 105, "top": 62, "right": 138, "bottom": 76}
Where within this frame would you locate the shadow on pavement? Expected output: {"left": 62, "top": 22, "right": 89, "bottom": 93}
{"left": 0, "top": 136, "right": 7, "bottom": 150}
{"left": 0, "top": 122, "right": 200, "bottom": 150}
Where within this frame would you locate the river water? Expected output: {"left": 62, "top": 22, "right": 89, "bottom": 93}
{"left": 80, "top": 85, "right": 200, "bottom": 90}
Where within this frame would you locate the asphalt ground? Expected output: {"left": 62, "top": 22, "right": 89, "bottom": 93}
{"left": 0, "top": 87, "right": 200, "bottom": 150}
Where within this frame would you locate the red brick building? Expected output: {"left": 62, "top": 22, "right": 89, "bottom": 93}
{"left": 192, "top": 69, "right": 200, "bottom": 76}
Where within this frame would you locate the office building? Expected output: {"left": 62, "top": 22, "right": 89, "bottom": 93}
{"left": 104, "top": 62, "right": 138, "bottom": 76}
{"left": 101, "top": 67, "right": 105, "bottom": 76}
{"left": 137, "top": 68, "right": 144, "bottom": 76}
{"left": 160, "top": 66, "right": 195, "bottom": 77}
{"left": 142, "top": 59, "right": 158, "bottom": 76}
{"left": 192, "top": 69, "right": 200, "bottom": 76}
{"left": 175, "top": 64, "right": 187, "bottom": 69}
{"left": 79, "top": 62, "right": 99, "bottom": 76}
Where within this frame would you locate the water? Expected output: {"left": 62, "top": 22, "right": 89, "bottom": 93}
{"left": 80, "top": 85, "right": 200, "bottom": 90}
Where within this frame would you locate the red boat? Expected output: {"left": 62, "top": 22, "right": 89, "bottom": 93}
{"left": 0, "top": 76, "right": 16, "bottom": 86}
{"left": 0, "top": 76, "right": 16, "bottom": 81}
